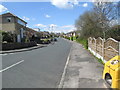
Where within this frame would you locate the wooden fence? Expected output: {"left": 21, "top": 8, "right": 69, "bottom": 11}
{"left": 88, "top": 37, "right": 120, "bottom": 63}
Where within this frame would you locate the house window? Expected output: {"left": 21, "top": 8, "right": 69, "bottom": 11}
{"left": 17, "top": 19, "right": 26, "bottom": 26}
{"left": 7, "top": 17, "right": 11, "bottom": 22}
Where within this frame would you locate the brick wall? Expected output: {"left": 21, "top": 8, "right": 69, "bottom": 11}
{"left": 2, "top": 41, "right": 37, "bottom": 51}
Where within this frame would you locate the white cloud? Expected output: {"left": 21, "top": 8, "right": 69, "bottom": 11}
{"left": 35, "top": 23, "right": 76, "bottom": 33}
{"left": 72, "top": 0, "right": 79, "bottom": 5}
{"left": 23, "top": 16, "right": 30, "bottom": 21}
{"left": 50, "top": 0, "right": 76, "bottom": 9}
{"left": 45, "top": 14, "right": 51, "bottom": 18}
{"left": 82, "top": 3, "right": 88, "bottom": 7}
{"left": 50, "top": 24, "right": 76, "bottom": 33}
{"left": 49, "top": 24, "right": 57, "bottom": 28}
{"left": 35, "top": 24, "right": 46, "bottom": 28}
{"left": 50, "top": 0, "right": 90, "bottom": 9}
{"left": 61, "top": 25, "right": 74, "bottom": 28}
{"left": 0, "top": 4, "right": 8, "bottom": 13}
{"left": 49, "top": 24, "right": 57, "bottom": 31}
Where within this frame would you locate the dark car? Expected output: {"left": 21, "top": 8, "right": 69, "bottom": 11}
{"left": 51, "top": 38, "right": 57, "bottom": 41}
{"left": 54, "top": 38, "right": 57, "bottom": 41}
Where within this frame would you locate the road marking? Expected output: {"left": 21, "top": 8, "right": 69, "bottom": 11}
{"left": 0, "top": 60, "right": 24, "bottom": 73}
{"left": 58, "top": 44, "right": 73, "bottom": 88}
{"left": 9, "top": 53, "right": 15, "bottom": 54}
{"left": 0, "top": 54, "right": 8, "bottom": 56}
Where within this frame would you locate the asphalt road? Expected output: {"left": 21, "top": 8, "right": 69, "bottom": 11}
{"left": 2, "top": 38, "right": 72, "bottom": 88}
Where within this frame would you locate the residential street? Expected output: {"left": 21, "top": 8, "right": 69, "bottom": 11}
{"left": 1, "top": 38, "right": 108, "bottom": 88}
{"left": 1, "top": 2, "right": 120, "bottom": 89}
{"left": 2, "top": 38, "right": 72, "bottom": 88}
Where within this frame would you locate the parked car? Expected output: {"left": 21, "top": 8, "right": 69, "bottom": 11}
{"left": 51, "top": 38, "right": 57, "bottom": 42}
{"left": 103, "top": 56, "right": 120, "bottom": 89}
{"left": 54, "top": 38, "right": 57, "bottom": 41}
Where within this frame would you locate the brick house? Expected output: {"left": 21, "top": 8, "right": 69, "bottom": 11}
{"left": 26, "top": 27, "right": 38, "bottom": 38}
{"left": 0, "top": 12, "right": 27, "bottom": 42}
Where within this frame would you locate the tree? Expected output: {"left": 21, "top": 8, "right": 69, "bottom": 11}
{"left": 75, "top": 1, "right": 118, "bottom": 39}
{"left": 106, "top": 25, "right": 120, "bottom": 41}
{"left": 93, "top": 1, "right": 118, "bottom": 38}
{"left": 75, "top": 10, "right": 102, "bottom": 39}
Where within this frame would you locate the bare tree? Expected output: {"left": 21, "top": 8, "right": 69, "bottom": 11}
{"left": 93, "top": 1, "right": 117, "bottom": 38}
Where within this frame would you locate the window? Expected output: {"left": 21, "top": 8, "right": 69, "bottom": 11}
{"left": 17, "top": 19, "right": 26, "bottom": 26}
{"left": 7, "top": 17, "right": 11, "bottom": 22}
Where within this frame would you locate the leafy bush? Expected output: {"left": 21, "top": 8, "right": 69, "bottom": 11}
{"left": 64, "top": 36, "right": 70, "bottom": 40}
{"left": 1, "top": 31, "right": 13, "bottom": 43}
{"left": 41, "top": 38, "right": 51, "bottom": 44}
{"left": 76, "top": 37, "right": 88, "bottom": 49}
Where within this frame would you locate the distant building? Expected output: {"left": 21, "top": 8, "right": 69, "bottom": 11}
{"left": 0, "top": 12, "right": 27, "bottom": 42}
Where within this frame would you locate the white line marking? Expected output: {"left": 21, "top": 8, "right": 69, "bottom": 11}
{"left": 0, "top": 54, "right": 7, "bottom": 56}
{"left": 58, "top": 44, "right": 73, "bottom": 88}
{"left": 9, "top": 53, "right": 15, "bottom": 54}
{"left": 0, "top": 60, "right": 24, "bottom": 73}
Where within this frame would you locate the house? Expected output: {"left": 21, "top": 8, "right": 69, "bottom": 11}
{"left": 33, "top": 28, "right": 40, "bottom": 32}
{"left": 0, "top": 12, "right": 27, "bottom": 42}
{"left": 26, "top": 27, "right": 38, "bottom": 38}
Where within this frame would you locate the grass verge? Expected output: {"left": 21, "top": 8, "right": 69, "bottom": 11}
{"left": 76, "top": 38, "right": 88, "bottom": 49}
{"left": 96, "top": 57, "right": 105, "bottom": 65}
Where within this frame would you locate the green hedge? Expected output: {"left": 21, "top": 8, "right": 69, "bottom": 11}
{"left": 64, "top": 36, "right": 70, "bottom": 40}
{"left": 76, "top": 38, "right": 88, "bottom": 49}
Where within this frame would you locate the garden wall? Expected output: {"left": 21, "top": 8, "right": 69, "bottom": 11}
{"left": 1, "top": 41, "right": 37, "bottom": 51}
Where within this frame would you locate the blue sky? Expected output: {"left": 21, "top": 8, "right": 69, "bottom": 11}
{"left": 0, "top": 1, "right": 94, "bottom": 33}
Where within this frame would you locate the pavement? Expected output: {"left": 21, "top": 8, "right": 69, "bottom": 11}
{"left": 0, "top": 43, "right": 48, "bottom": 54}
{"left": 58, "top": 40, "right": 108, "bottom": 88}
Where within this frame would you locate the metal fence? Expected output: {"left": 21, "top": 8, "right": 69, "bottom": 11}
{"left": 88, "top": 37, "right": 120, "bottom": 63}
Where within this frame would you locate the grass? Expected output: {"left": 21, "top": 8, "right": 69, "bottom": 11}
{"left": 64, "top": 36, "right": 70, "bottom": 40}
{"left": 89, "top": 51, "right": 105, "bottom": 65}
{"left": 76, "top": 38, "right": 88, "bottom": 49}
{"left": 96, "top": 57, "right": 105, "bottom": 65}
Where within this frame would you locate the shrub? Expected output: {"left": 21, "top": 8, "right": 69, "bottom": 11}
{"left": 76, "top": 37, "right": 88, "bottom": 49}
{"left": 1, "top": 31, "right": 13, "bottom": 43}
{"left": 64, "top": 36, "right": 70, "bottom": 40}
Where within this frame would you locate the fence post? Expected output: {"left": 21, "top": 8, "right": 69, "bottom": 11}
{"left": 102, "top": 39, "right": 105, "bottom": 62}
{"left": 118, "top": 42, "right": 120, "bottom": 55}
{"left": 95, "top": 39, "right": 97, "bottom": 56}
{"left": 88, "top": 38, "right": 89, "bottom": 49}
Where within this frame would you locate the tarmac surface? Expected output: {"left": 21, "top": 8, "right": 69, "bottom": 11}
{"left": 2, "top": 38, "right": 72, "bottom": 88}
